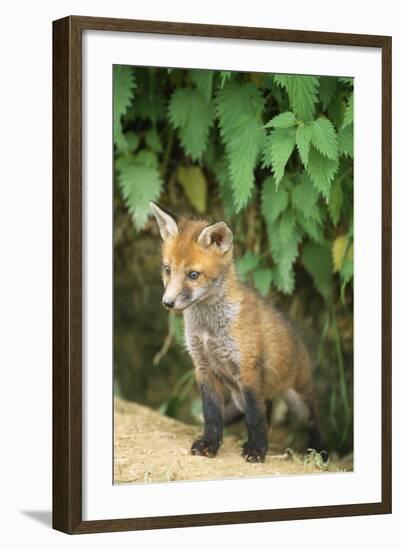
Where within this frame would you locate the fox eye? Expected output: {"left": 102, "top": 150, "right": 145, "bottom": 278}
{"left": 188, "top": 271, "right": 200, "bottom": 280}
{"left": 163, "top": 265, "right": 171, "bottom": 275}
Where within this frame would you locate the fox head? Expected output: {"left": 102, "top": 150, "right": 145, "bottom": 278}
{"left": 150, "top": 202, "right": 234, "bottom": 311}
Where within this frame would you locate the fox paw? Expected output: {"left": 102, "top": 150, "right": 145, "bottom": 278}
{"left": 191, "top": 438, "right": 219, "bottom": 458}
{"left": 242, "top": 441, "right": 267, "bottom": 463}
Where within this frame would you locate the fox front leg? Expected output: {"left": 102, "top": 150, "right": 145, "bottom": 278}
{"left": 191, "top": 371, "right": 223, "bottom": 458}
{"left": 241, "top": 388, "right": 268, "bottom": 462}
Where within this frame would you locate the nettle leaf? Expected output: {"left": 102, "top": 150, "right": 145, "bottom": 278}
{"left": 261, "top": 176, "right": 289, "bottom": 224}
{"left": 267, "top": 127, "right": 296, "bottom": 185}
{"left": 332, "top": 235, "right": 349, "bottom": 272}
{"left": 253, "top": 268, "right": 273, "bottom": 296}
{"left": 338, "top": 124, "right": 354, "bottom": 158}
{"left": 328, "top": 179, "right": 344, "bottom": 226}
{"left": 214, "top": 157, "right": 236, "bottom": 219}
{"left": 278, "top": 209, "right": 296, "bottom": 245}
{"left": 342, "top": 93, "right": 354, "bottom": 128}
{"left": 319, "top": 77, "right": 337, "bottom": 110}
{"left": 301, "top": 241, "right": 332, "bottom": 300}
{"left": 177, "top": 165, "right": 208, "bottom": 213}
{"left": 265, "top": 111, "right": 296, "bottom": 129}
{"left": 310, "top": 117, "right": 338, "bottom": 160}
{"left": 113, "top": 66, "right": 136, "bottom": 151}
{"left": 117, "top": 151, "right": 162, "bottom": 230}
{"left": 274, "top": 75, "right": 319, "bottom": 121}
{"left": 291, "top": 174, "right": 320, "bottom": 220}
{"left": 168, "top": 88, "right": 214, "bottom": 161}
{"left": 191, "top": 69, "right": 214, "bottom": 102}
{"left": 295, "top": 123, "right": 312, "bottom": 168}
{"left": 307, "top": 146, "right": 339, "bottom": 201}
{"left": 268, "top": 218, "right": 302, "bottom": 294}
{"left": 216, "top": 82, "right": 265, "bottom": 211}
{"left": 236, "top": 251, "right": 261, "bottom": 281}
{"left": 297, "top": 211, "right": 324, "bottom": 243}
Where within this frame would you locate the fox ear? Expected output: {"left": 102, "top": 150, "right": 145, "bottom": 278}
{"left": 198, "top": 222, "right": 233, "bottom": 254}
{"left": 149, "top": 201, "right": 178, "bottom": 241}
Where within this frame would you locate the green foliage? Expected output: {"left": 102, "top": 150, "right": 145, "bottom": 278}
{"left": 113, "top": 66, "right": 353, "bottom": 299}
{"left": 113, "top": 66, "right": 354, "bottom": 454}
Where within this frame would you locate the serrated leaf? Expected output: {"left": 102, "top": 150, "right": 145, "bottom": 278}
{"left": 307, "top": 146, "right": 339, "bottom": 201}
{"left": 265, "top": 111, "right": 296, "bottom": 129}
{"left": 291, "top": 174, "right": 320, "bottom": 220}
{"left": 214, "top": 157, "right": 236, "bottom": 219}
{"left": 145, "top": 128, "right": 163, "bottom": 153}
{"left": 342, "top": 93, "right": 354, "bottom": 128}
{"left": 268, "top": 220, "right": 302, "bottom": 294}
{"left": 295, "top": 123, "right": 312, "bottom": 167}
{"left": 319, "top": 77, "right": 337, "bottom": 110}
{"left": 253, "top": 268, "right": 273, "bottom": 296}
{"left": 118, "top": 162, "right": 162, "bottom": 230}
{"left": 261, "top": 176, "right": 289, "bottom": 224}
{"left": 297, "top": 212, "right": 324, "bottom": 243}
{"left": 113, "top": 66, "right": 136, "bottom": 151}
{"left": 177, "top": 165, "right": 207, "bottom": 213}
{"left": 338, "top": 124, "right": 353, "bottom": 158}
{"left": 310, "top": 117, "right": 338, "bottom": 160}
{"left": 219, "top": 71, "right": 232, "bottom": 88}
{"left": 168, "top": 88, "right": 214, "bottom": 161}
{"left": 216, "top": 82, "right": 265, "bottom": 211}
{"left": 236, "top": 251, "right": 261, "bottom": 281}
{"left": 274, "top": 75, "right": 319, "bottom": 121}
{"left": 278, "top": 210, "right": 296, "bottom": 244}
{"left": 191, "top": 69, "right": 214, "bottom": 102}
{"left": 301, "top": 241, "right": 332, "bottom": 299}
{"left": 328, "top": 179, "right": 344, "bottom": 226}
{"left": 267, "top": 127, "right": 296, "bottom": 185}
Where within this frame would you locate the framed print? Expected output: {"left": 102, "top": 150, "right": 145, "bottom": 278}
{"left": 52, "top": 16, "right": 392, "bottom": 534}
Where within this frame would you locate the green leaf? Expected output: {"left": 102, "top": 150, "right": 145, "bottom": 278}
{"left": 267, "top": 127, "right": 296, "bottom": 185}
{"left": 113, "top": 66, "right": 136, "bottom": 151}
{"left": 253, "top": 268, "right": 273, "bottom": 296}
{"left": 261, "top": 176, "right": 289, "bottom": 224}
{"left": 319, "top": 77, "right": 337, "bottom": 110}
{"left": 338, "top": 124, "right": 353, "bottom": 158}
{"left": 295, "top": 123, "right": 312, "bottom": 168}
{"left": 278, "top": 209, "right": 296, "bottom": 245}
{"left": 191, "top": 69, "right": 214, "bottom": 102}
{"left": 265, "top": 111, "right": 296, "bottom": 129}
{"left": 268, "top": 219, "right": 302, "bottom": 294}
{"left": 168, "top": 88, "right": 214, "bottom": 161}
{"left": 145, "top": 128, "right": 163, "bottom": 153}
{"left": 216, "top": 82, "right": 265, "bottom": 211}
{"left": 236, "top": 251, "right": 261, "bottom": 281}
{"left": 301, "top": 241, "right": 332, "bottom": 300}
{"left": 118, "top": 153, "right": 162, "bottom": 230}
{"left": 297, "top": 212, "right": 324, "bottom": 243}
{"left": 310, "top": 117, "right": 338, "bottom": 160}
{"left": 338, "top": 77, "right": 354, "bottom": 86}
{"left": 307, "top": 146, "right": 339, "bottom": 201}
{"left": 219, "top": 71, "right": 232, "bottom": 88}
{"left": 274, "top": 75, "right": 319, "bottom": 121}
{"left": 291, "top": 174, "right": 320, "bottom": 220}
{"left": 177, "top": 165, "right": 208, "bottom": 213}
{"left": 342, "top": 93, "right": 354, "bottom": 128}
{"left": 328, "top": 179, "right": 344, "bottom": 226}
{"left": 124, "top": 131, "right": 140, "bottom": 152}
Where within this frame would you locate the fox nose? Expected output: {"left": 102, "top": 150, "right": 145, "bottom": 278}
{"left": 163, "top": 298, "right": 175, "bottom": 309}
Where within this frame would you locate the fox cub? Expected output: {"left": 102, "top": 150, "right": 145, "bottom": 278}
{"left": 150, "top": 201, "right": 326, "bottom": 462}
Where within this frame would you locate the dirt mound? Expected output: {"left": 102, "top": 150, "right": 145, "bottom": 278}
{"left": 114, "top": 397, "right": 353, "bottom": 484}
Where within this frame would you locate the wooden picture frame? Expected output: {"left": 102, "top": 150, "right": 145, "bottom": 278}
{"left": 52, "top": 15, "right": 392, "bottom": 534}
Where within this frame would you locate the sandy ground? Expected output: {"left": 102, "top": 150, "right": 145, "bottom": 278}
{"left": 114, "top": 397, "right": 353, "bottom": 484}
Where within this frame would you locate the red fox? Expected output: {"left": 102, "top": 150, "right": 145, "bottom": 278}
{"left": 150, "top": 201, "right": 326, "bottom": 462}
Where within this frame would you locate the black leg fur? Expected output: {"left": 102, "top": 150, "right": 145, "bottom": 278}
{"left": 191, "top": 383, "right": 223, "bottom": 458}
{"left": 242, "top": 389, "right": 268, "bottom": 462}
